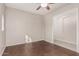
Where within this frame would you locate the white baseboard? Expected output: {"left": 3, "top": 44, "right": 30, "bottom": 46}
{"left": 7, "top": 39, "right": 44, "bottom": 47}
{"left": 44, "top": 39, "right": 54, "bottom": 44}
{"left": 7, "top": 38, "right": 44, "bottom": 47}
{"left": 44, "top": 39, "right": 77, "bottom": 52}
{"left": 54, "top": 40, "right": 77, "bottom": 52}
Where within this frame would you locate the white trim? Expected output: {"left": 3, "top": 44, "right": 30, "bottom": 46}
{"left": 7, "top": 40, "right": 43, "bottom": 47}
{"left": 0, "top": 45, "right": 6, "bottom": 56}
{"left": 44, "top": 39, "right": 54, "bottom": 44}
{"left": 54, "top": 40, "right": 77, "bottom": 52}
{"left": 76, "top": 7, "right": 79, "bottom": 53}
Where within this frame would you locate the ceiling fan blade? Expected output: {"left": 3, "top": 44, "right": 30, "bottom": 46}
{"left": 46, "top": 6, "right": 50, "bottom": 10}
{"left": 49, "top": 3, "right": 55, "bottom": 4}
{"left": 36, "top": 6, "right": 41, "bottom": 10}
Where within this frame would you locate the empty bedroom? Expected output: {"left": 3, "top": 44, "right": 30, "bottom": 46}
{"left": 0, "top": 3, "right": 79, "bottom": 56}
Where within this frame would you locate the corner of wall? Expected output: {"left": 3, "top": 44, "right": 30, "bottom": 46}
{"left": 0, "top": 45, "right": 6, "bottom": 56}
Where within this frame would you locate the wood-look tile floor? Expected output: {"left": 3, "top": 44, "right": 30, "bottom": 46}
{"left": 3, "top": 40, "right": 79, "bottom": 56}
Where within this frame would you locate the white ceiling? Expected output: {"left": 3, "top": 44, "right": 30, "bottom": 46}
{"left": 5, "top": 3, "right": 67, "bottom": 15}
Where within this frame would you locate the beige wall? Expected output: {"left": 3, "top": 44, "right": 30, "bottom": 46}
{"left": 0, "top": 4, "right": 6, "bottom": 55}
{"left": 44, "top": 13, "right": 53, "bottom": 43}
{"left": 5, "top": 7, "right": 44, "bottom": 46}
{"left": 53, "top": 8, "right": 77, "bottom": 51}
{"left": 44, "top": 4, "right": 77, "bottom": 51}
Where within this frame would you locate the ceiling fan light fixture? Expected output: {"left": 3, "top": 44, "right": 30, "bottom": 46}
{"left": 41, "top": 3, "right": 48, "bottom": 7}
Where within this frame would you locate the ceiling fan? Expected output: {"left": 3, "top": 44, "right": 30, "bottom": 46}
{"left": 36, "top": 3, "right": 54, "bottom": 10}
